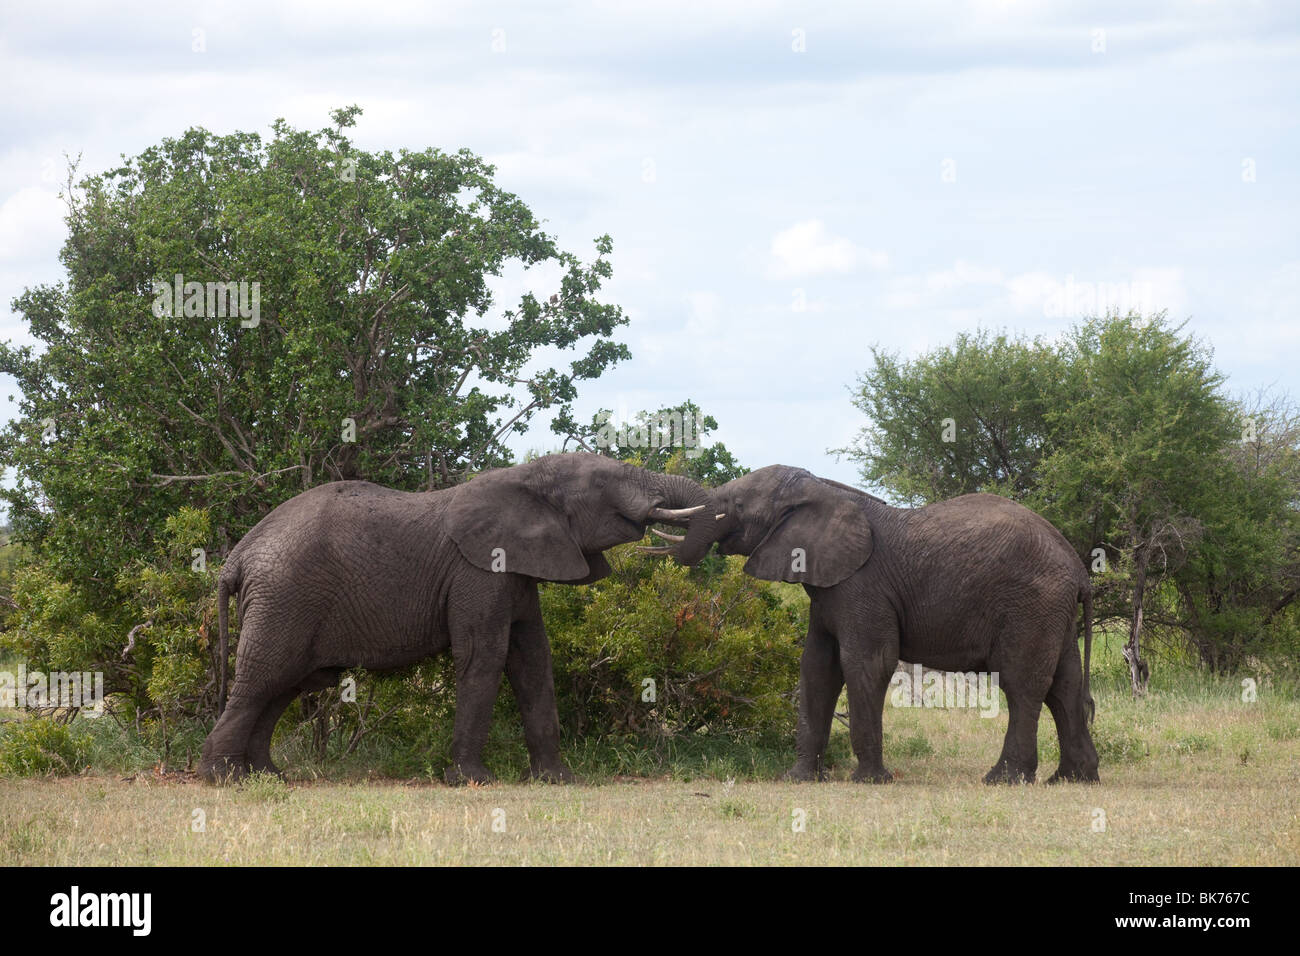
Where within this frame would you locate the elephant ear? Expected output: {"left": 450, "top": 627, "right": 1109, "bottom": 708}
{"left": 569, "top": 552, "right": 612, "bottom": 585}
{"left": 744, "top": 482, "right": 873, "bottom": 587}
{"left": 445, "top": 472, "right": 591, "bottom": 582}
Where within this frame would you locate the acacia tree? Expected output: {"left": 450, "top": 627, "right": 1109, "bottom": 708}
{"left": 843, "top": 331, "right": 1066, "bottom": 504}
{"left": 1173, "top": 391, "right": 1300, "bottom": 671}
{"left": 1037, "top": 316, "right": 1235, "bottom": 694}
{"left": 0, "top": 107, "right": 630, "bottom": 712}
{"left": 844, "top": 313, "right": 1298, "bottom": 689}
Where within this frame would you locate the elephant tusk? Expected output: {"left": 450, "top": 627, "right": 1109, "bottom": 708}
{"left": 715, "top": 513, "right": 727, "bottom": 521}
{"left": 647, "top": 504, "right": 708, "bottom": 523}
{"left": 636, "top": 545, "right": 677, "bottom": 555}
{"left": 650, "top": 528, "right": 685, "bottom": 543}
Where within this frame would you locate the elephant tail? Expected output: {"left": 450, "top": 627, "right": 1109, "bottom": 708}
{"left": 1080, "top": 580, "right": 1095, "bottom": 725}
{"left": 216, "top": 557, "right": 240, "bottom": 717}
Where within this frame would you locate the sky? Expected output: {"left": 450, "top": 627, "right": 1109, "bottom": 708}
{"left": 1, "top": 0, "right": 1297, "bottom": 492}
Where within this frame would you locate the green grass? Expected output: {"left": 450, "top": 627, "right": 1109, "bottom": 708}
{"left": 3, "top": 640, "right": 1298, "bottom": 864}
{"left": 2, "top": 667, "right": 1297, "bottom": 864}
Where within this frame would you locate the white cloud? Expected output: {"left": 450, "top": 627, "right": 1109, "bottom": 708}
{"left": 0, "top": 0, "right": 1293, "bottom": 493}
{"left": 1006, "top": 271, "right": 1062, "bottom": 314}
{"left": 1224, "top": 261, "right": 1300, "bottom": 362}
{"left": 884, "top": 261, "right": 1188, "bottom": 322}
{"left": 0, "top": 187, "right": 65, "bottom": 261}
{"left": 684, "top": 291, "right": 723, "bottom": 335}
{"left": 1008, "top": 268, "right": 1187, "bottom": 319}
{"left": 882, "top": 259, "right": 1004, "bottom": 310}
{"left": 767, "top": 220, "right": 889, "bottom": 279}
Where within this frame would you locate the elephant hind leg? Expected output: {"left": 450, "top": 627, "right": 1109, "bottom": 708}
{"left": 201, "top": 665, "right": 341, "bottom": 784}
{"left": 246, "top": 690, "right": 299, "bottom": 777}
{"left": 198, "top": 691, "right": 263, "bottom": 783}
{"left": 247, "top": 669, "right": 345, "bottom": 776}
{"left": 1044, "top": 643, "right": 1100, "bottom": 784}
{"left": 984, "top": 683, "right": 1045, "bottom": 785}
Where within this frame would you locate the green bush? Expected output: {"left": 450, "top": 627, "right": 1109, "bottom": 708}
{"left": 542, "top": 547, "right": 806, "bottom": 739}
{"left": 0, "top": 718, "right": 90, "bottom": 776}
{"left": 271, "top": 658, "right": 463, "bottom": 779}
{"left": 123, "top": 507, "right": 220, "bottom": 719}
{"left": 2, "top": 524, "right": 809, "bottom": 777}
{"left": 0, "top": 507, "right": 219, "bottom": 726}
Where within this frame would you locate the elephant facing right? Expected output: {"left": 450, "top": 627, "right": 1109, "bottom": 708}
{"left": 651, "top": 465, "right": 1100, "bottom": 785}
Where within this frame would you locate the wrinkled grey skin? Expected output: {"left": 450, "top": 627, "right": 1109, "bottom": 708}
{"left": 198, "top": 453, "right": 715, "bottom": 785}
{"left": 696, "top": 465, "right": 1098, "bottom": 785}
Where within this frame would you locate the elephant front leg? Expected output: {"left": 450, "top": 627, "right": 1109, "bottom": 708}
{"left": 785, "top": 626, "right": 843, "bottom": 782}
{"left": 446, "top": 618, "right": 510, "bottom": 787}
{"left": 505, "top": 593, "right": 575, "bottom": 784}
{"left": 841, "top": 631, "right": 899, "bottom": 784}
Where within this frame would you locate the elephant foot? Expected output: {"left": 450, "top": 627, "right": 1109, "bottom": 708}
{"left": 197, "top": 754, "right": 250, "bottom": 785}
{"left": 1046, "top": 765, "right": 1100, "bottom": 785}
{"left": 983, "top": 764, "right": 1035, "bottom": 785}
{"left": 782, "top": 763, "right": 828, "bottom": 783}
{"left": 851, "top": 766, "right": 893, "bottom": 784}
{"left": 248, "top": 754, "right": 282, "bottom": 777}
{"left": 444, "top": 762, "right": 496, "bottom": 787}
{"left": 523, "top": 762, "right": 576, "bottom": 784}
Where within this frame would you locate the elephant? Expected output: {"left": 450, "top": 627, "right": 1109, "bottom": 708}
{"left": 650, "top": 465, "right": 1098, "bottom": 785}
{"left": 197, "top": 453, "right": 716, "bottom": 785}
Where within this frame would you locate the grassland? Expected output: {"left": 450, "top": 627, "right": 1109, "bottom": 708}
{"left": 3, "top": 650, "right": 1297, "bottom": 865}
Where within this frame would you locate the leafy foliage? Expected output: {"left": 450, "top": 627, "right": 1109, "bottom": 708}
{"left": 843, "top": 330, "right": 1065, "bottom": 505}
{"left": 844, "top": 312, "right": 1300, "bottom": 678}
{"left": 0, "top": 107, "right": 628, "bottom": 718}
{"left": 0, "top": 718, "right": 90, "bottom": 777}
{"left": 542, "top": 548, "right": 805, "bottom": 739}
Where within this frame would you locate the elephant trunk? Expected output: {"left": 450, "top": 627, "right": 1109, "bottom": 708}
{"left": 708, "top": 504, "right": 742, "bottom": 551}
{"left": 652, "top": 473, "right": 718, "bottom": 566}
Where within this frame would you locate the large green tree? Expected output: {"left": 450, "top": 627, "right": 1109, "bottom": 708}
{"left": 1171, "top": 391, "right": 1300, "bottom": 671}
{"left": 1034, "top": 315, "right": 1237, "bottom": 692}
{"left": 0, "top": 107, "right": 630, "bottom": 712}
{"left": 843, "top": 313, "right": 1300, "bottom": 688}
{"left": 843, "top": 330, "right": 1065, "bottom": 505}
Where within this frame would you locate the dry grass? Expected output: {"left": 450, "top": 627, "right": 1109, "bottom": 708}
{"left": 4, "top": 680, "right": 1297, "bottom": 865}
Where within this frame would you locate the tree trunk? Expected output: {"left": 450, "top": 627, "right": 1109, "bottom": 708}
{"left": 1122, "top": 545, "right": 1151, "bottom": 697}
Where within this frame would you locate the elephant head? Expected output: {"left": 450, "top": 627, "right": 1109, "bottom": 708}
{"left": 687, "top": 465, "right": 874, "bottom": 587}
{"left": 446, "top": 453, "right": 716, "bottom": 583}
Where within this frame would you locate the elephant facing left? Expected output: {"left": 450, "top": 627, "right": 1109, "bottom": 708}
{"left": 197, "top": 453, "right": 716, "bottom": 785}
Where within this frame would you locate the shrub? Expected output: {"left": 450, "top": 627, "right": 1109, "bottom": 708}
{"left": 2, "top": 529, "right": 809, "bottom": 777}
{"left": 0, "top": 718, "right": 90, "bottom": 776}
{"left": 542, "top": 547, "right": 806, "bottom": 739}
